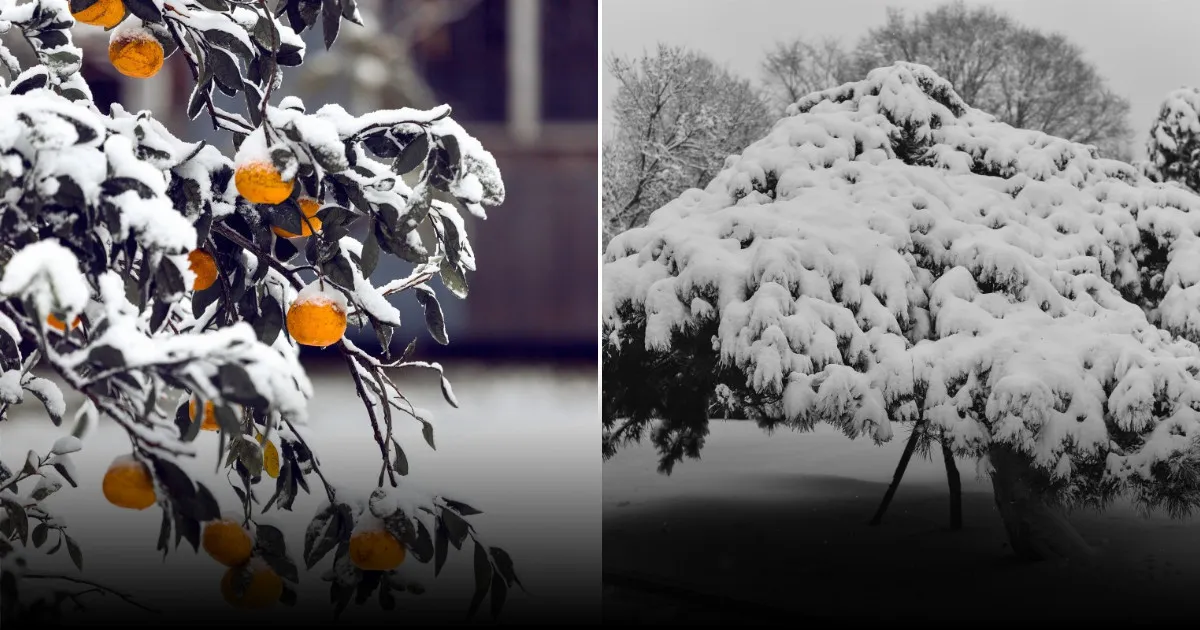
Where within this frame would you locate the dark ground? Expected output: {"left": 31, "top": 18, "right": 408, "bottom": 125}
{"left": 603, "top": 474, "right": 1200, "bottom": 625}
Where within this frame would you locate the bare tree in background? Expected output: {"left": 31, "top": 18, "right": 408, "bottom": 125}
{"left": 604, "top": 45, "right": 770, "bottom": 246}
{"left": 761, "top": 36, "right": 851, "bottom": 114}
{"left": 298, "top": 0, "right": 481, "bottom": 112}
{"left": 762, "top": 1, "right": 1132, "bottom": 160}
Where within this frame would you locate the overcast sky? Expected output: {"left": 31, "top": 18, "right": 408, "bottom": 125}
{"left": 601, "top": 0, "right": 1200, "bottom": 158}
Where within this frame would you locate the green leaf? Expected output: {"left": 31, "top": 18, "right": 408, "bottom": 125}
{"left": 205, "top": 29, "right": 253, "bottom": 60}
{"left": 215, "top": 404, "right": 242, "bottom": 435}
{"left": 443, "top": 499, "right": 483, "bottom": 516}
{"left": 322, "top": 253, "right": 355, "bottom": 290}
{"left": 392, "top": 133, "right": 429, "bottom": 175}
{"left": 218, "top": 363, "right": 270, "bottom": 408}
{"left": 123, "top": 0, "right": 163, "bottom": 23}
{"left": 321, "top": 0, "right": 341, "bottom": 49}
{"left": 489, "top": 546, "right": 523, "bottom": 590}
{"left": 359, "top": 222, "right": 380, "bottom": 277}
{"left": 87, "top": 345, "right": 125, "bottom": 370}
{"left": 1, "top": 499, "right": 27, "bottom": 545}
{"left": 434, "top": 519, "right": 448, "bottom": 576}
{"left": 177, "top": 400, "right": 202, "bottom": 443}
{"left": 467, "top": 541, "right": 493, "bottom": 620}
{"left": 303, "top": 504, "right": 340, "bottom": 569}
{"left": 65, "top": 535, "right": 83, "bottom": 570}
{"left": 390, "top": 438, "right": 408, "bottom": 476}
{"left": 255, "top": 294, "right": 283, "bottom": 345}
{"left": 31, "top": 523, "right": 48, "bottom": 548}
{"left": 238, "top": 439, "right": 265, "bottom": 479}
{"left": 439, "top": 261, "right": 469, "bottom": 299}
{"left": 441, "top": 508, "right": 468, "bottom": 550}
{"left": 207, "top": 47, "right": 243, "bottom": 94}
{"left": 413, "top": 285, "right": 448, "bottom": 345}
{"left": 490, "top": 571, "right": 508, "bottom": 618}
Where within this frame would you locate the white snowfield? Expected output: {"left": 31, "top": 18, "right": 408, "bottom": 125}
{"left": 603, "top": 62, "right": 1200, "bottom": 489}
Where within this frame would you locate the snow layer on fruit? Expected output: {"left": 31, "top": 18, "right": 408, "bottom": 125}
{"left": 604, "top": 62, "right": 1200, "bottom": 487}
{"left": 0, "top": 239, "right": 89, "bottom": 315}
{"left": 295, "top": 280, "right": 349, "bottom": 311}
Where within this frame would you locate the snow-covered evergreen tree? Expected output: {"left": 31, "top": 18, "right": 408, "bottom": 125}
{"left": 0, "top": 0, "right": 517, "bottom": 622}
{"left": 603, "top": 61, "right": 1200, "bottom": 563}
{"left": 1146, "top": 87, "right": 1200, "bottom": 194}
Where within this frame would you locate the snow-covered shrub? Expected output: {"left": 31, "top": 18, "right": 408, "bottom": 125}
{"left": 0, "top": 0, "right": 515, "bottom": 621}
{"left": 1146, "top": 87, "right": 1200, "bottom": 194}
{"left": 603, "top": 61, "right": 1200, "bottom": 561}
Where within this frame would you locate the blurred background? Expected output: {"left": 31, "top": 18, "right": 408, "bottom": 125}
{"left": 2, "top": 0, "right": 599, "bottom": 625}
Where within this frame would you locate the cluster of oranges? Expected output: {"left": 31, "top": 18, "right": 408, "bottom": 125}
{"left": 71, "top": 0, "right": 164, "bottom": 79}
{"left": 203, "top": 519, "right": 283, "bottom": 608}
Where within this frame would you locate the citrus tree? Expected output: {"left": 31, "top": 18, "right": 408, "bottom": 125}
{"left": 0, "top": 0, "right": 518, "bottom": 623}
{"left": 604, "top": 61, "right": 1200, "bottom": 565}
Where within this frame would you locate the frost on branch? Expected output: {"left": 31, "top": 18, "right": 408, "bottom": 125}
{"left": 604, "top": 62, "right": 1200, "bottom": 514}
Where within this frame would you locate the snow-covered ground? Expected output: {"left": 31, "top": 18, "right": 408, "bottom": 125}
{"left": 604, "top": 420, "right": 1200, "bottom": 623}
{"left": 2, "top": 360, "right": 598, "bottom": 624}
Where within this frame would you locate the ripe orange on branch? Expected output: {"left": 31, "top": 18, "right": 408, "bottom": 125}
{"left": 235, "top": 161, "right": 294, "bottom": 205}
{"left": 70, "top": 0, "right": 126, "bottom": 29}
{"left": 188, "top": 250, "right": 217, "bottom": 291}
{"left": 272, "top": 198, "right": 323, "bottom": 238}
{"left": 46, "top": 314, "right": 81, "bottom": 332}
{"left": 220, "top": 561, "right": 283, "bottom": 609}
{"left": 349, "top": 528, "right": 407, "bottom": 571}
{"left": 202, "top": 519, "right": 253, "bottom": 567}
{"left": 188, "top": 398, "right": 221, "bottom": 431}
{"left": 108, "top": 27, "right": 163, "bottom": 79}
{"left": 102, "top": 454, "right": 156, "bottom": 510}
{"left": 286, "top": 284, "right": 347, "bottom": 347}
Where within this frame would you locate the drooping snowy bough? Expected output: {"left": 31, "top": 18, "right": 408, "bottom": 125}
{"left": 603, "top": 61, "right": 1200, "bottom": 563}
{"left": 0, "top": 0, "right": 517, "bottom": 622}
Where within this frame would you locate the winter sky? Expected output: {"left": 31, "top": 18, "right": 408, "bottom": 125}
{"left": 601, "top": 0, "right": 1200, "bottom": 159}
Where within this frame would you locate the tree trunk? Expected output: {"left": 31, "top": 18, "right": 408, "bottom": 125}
{"left": 940, "top": 434, "right": 962, "bottom": 531}
{"left": 987, "top": 446, "right": 1096, "bottom": 563}
{"left": 869, "top": 422, "right": 923, "bottom": 526}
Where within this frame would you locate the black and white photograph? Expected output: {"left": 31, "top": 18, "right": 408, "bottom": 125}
{"left": 602, "top": 0, "right": 1200, "bottom": 623}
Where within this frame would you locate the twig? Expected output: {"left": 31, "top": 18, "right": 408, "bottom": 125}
{"left": 22, "top": 574, "right": 159, "bottom": 614}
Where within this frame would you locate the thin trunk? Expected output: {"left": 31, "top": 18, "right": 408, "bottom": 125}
{"left": 869, "top": 421, "right": 923, "bottom": 526}
{"left": 940, "top": 433, "right": 962, "bottom": 531}
{"left": 987, "top": 446, "right": 1096, "bottom": 563}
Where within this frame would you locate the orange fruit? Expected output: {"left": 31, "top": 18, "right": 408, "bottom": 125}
{"left": 188, "top": 399, "right": 221, "bottom": 432}
{"left": 220, "top": 561, "right": 283, "bottom": 609}
{"left": 235, "top": 161, "right": 294, "bottom": 205}
{"left": 202, "top": 519, "right": 253, "bottom": 567}
{"left": 285, "top": 290, "right": 347, "bottom": 347}
{"left": 272, "top": 198, "right": 322, "bottom": 238}
{"left": 188, "top": 250, "right": 217, "bottom": 292}
{"left": 71, "top": 0, "right": 126, "bottom": 28}
{"left": 108, "top": 29, "right": 163, "bottom": 78}
{"left": 46, "top": 314, "right": 81, "bottom": 332}
{"left": 102, "top": 454, "right": 156, "bottom": 510}
{"left": 348, "top": 528, "right": 406, "bottom": 571}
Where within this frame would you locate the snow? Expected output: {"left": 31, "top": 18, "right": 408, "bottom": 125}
{"left": 0, "top": 239, "right": 90, "bottom": 317}
{"left": 293, "top": 280, "right": 348, "bottom": 312}
{"left": 0, "top": 369, "right": 23, "bottom": 404}
{"left": 604, "top": 62, "right": 1200, "bottom": 494}
{"left": 50, "top": 435, "right": 81, "bottom": 455}
{"left": 337, "top": 237, "right": 402, "bottom": 326}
